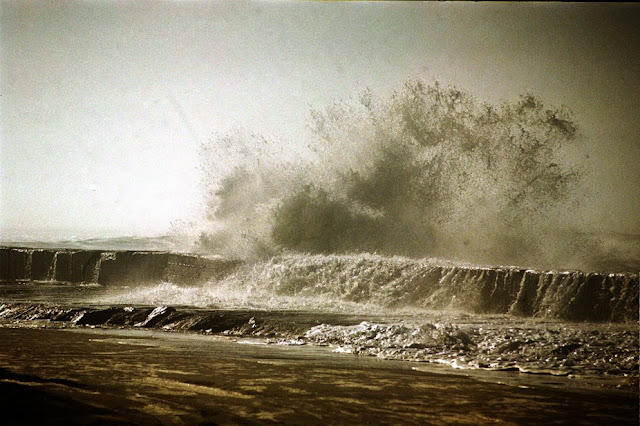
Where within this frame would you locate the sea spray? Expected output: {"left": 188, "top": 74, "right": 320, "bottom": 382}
{"left": 95, "top": 253, "right": 639, "bottom": 322}
{"left": 194, "top": 80, "right": 637, "bottom": 272}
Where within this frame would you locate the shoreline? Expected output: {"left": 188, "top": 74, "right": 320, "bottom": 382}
{"left": 1, "top": 300, "right": 637, "bottom": 384}
{"left": 0, "top": 327, "right": 637, "bottom": 425}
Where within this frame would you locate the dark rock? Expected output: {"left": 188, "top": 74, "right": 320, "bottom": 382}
{"left": 30, "top": 250, "right": 56, "bottom": 281}
{"left": 74, "top": 308, "right": 124, "bottom": 326}
{"left": 54, "top": 251, "right": 73, "bottom": 282}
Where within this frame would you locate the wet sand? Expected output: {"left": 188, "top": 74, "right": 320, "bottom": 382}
{"left": 0, "top": 327, "right": 636, "bottom": 425}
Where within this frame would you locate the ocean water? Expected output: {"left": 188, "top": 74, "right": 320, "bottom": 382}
{"left": 0, "top": 243, "right": 637, "bottom": 390}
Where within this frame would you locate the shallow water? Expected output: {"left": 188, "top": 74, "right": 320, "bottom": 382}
{"left": 1, "top": 327, "right": 636, "bottom": 425}
{"left": 0, "top": 282, "right": 637, "bottom": 391}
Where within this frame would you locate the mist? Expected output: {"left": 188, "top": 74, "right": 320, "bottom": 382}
{"left": 196, "top": 79, "right": 638, "bottom": 272}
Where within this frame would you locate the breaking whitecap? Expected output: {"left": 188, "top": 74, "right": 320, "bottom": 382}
{"left": 1, "top": 252, "right": 637, "bottom": 385}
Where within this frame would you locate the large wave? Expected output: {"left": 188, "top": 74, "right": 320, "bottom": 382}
{"left": 196, "top": 79, "right": 637, "bottom": 272}
{"left": 92, "top": 253, "right": 638, "bottom": 323}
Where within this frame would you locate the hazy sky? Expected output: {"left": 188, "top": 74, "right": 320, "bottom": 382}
{"left": 1, "top": 1, "right": 639, "bottom": 239}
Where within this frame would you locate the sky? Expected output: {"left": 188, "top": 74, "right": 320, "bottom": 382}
{"left": 1, "top": 1, "right": 639, "bottom": 240}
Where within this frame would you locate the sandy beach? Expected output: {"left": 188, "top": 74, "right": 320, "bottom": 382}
{"left": 0, "top": 327, "right": 636, "bottom": 425}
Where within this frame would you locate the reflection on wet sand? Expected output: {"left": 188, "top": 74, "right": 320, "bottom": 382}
{"left": 0, "top": 327, "right": 636, "bottom": 425}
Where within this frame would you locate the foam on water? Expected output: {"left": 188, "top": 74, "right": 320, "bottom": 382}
{"left": 303, "top": 319, "right": 638, "bottom": 377}
{"left": 95, "top": 253, "right": 638, "bottom": 321}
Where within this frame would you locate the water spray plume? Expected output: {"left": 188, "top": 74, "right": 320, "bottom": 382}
{"left": 198, "top": 79, "right": 637, "bottom": 272}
